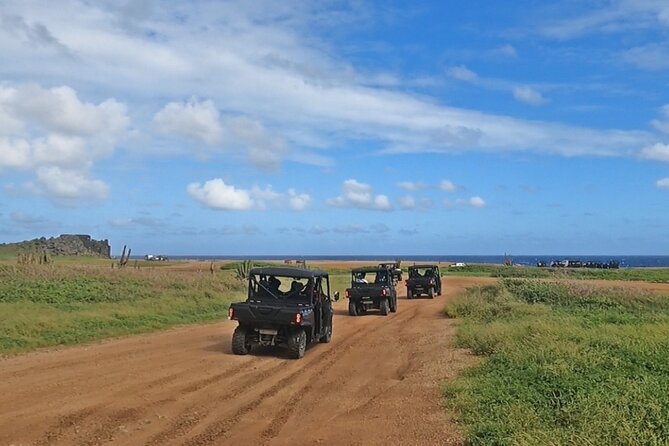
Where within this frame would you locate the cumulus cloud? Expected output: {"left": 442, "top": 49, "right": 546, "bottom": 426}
{"left": 493, "top": 44, "right": 517, "bottom": 58}
{"left": 448, "top": 65, "right": 479, "bottom": 82}
{"left": 0, "top": 83, "right": 128, "bottom": 204}
{"left": 398, "top": 195, "right": 432, "bottom": 211}
{"left": 153, "top": 99, "right": 223, "bottom": 145}
{"left": 657, "top": 178, "right": 669, "bottom": 189}
{"left": 439, "top": 179, "right": 458, "bottom": 192}
{"left": 651, "top": 105, "right": 669, "bottom": 134}
{"left": 446, "top": 196, "right": 487, "bottom": 209}
{"left": 327, "top": 179, "right": 392, "bottom": 211}
{"left": 641, "top": 143, "right": 669, "bottom": 162}
{"left": 468, "top": 196, "right": 486, "bottom": 208}
{"left": 398, "top": 181, "right": 426, "bottom": 192}
{"left": 288, "top": 189, "right": 311, "bottom": 211}
{"left": 187, "top": 178, "right": 309, "bottom": 211}
{"left": 33, "top": 166, "right": 110, "bottom": 203}
{"left": 513, "top": 86, "right": 548, "bottom": 106}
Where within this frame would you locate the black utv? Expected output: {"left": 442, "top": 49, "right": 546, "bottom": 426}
{"left": 406, "top": 264, "right": 441, "bottom": 299}
{"left": 345, "top": 267, "right": 397, "bottom": 316}
{"left": 228, "top": 267, "right": 339, "bottom": 359}
{"left": 378, "top": 261, "right": 403, "bottom": 284}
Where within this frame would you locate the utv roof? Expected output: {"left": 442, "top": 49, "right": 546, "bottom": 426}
{"left": 408, "top": 264, "right": 438, "bottom": 269}
{"left": 351, "top": 266, "right": 388, "bottom": 273}
{"left": 249, "top": 267, "right": 328, "bottom": 278}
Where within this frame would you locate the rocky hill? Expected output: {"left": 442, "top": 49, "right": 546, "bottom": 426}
{"left": 1, "top": 235, "right": 111, "bottom": 258}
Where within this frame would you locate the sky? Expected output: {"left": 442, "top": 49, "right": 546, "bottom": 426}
{"left": 0, "top": 0, "right": 668, "bottom": 256}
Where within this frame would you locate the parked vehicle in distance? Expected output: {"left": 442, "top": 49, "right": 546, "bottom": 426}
{"left": 228, "top": 267, "right": 339, "bottom": 359}
{"left": 406, "top": 264, "right": 441, "bottom": 299}
{"left": 346, "top": 267, "right": 397, "bottom": 316}
{"left": 378, "top": 261, "right": 403, "bottom": 283}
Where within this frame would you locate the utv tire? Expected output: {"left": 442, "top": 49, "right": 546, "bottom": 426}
{"left": 348, "top": 301, "right": 358, "bottom": 316}
{"left": 320, "top": 322, "right": 332, "bottom": 343}
{"left": 390, "top": 296, "right": 397, "bottom": 313}
{"left": 380, "top": 298, "right": 390, "bottom": 316}
{"left": 231, "top": 326, "right": 251, "bottom": 355}
{"left": 428, "top": 287, "right": 435, "bottom": 299}
{"left": 288, "top": 328, "right": 307, "bottom": 359}
{"left": 407, "top": 288, "right": 413, "bottom": 300}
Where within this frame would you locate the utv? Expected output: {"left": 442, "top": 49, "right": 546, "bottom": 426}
{"left": 228, "top": 267, "right": 339, "bottom": 359}
{"left": 406, "top": 264, "right": 441, "bottom": 299}
{"left": 345, "top": 267, "right": 397, "bottom": 316}
{"left": 378, "top": 261, "right": 403, "bottom": 284}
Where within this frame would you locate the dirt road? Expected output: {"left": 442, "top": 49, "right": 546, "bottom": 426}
{"left": 0, "top": 277, "right": 483, "bottom": 446}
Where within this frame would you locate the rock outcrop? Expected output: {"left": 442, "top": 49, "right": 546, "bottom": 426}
{"left": 5, "top": 235, "right": 111, "bottom": 258}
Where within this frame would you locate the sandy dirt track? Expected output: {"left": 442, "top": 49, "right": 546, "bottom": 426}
{"left": 0, "top": 277, "right": 485, "bottom": 446}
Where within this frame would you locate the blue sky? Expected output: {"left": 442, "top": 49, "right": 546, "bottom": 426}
{"left": 0, "top": 0, "right": 668, "bottom": 255}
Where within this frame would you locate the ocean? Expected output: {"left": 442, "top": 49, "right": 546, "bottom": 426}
{"left": 164, "top": 255, "right": 669, "bottom": 268}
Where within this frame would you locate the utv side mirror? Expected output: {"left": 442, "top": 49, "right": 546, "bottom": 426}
{"left": 334, "top": 291, "right": 340, "bottom": 302}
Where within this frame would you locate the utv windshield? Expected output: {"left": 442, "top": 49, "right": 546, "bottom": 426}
{"left": 408, "top": 267, "right": 436, "bottom": 278}
{"left": 351, "top": 270, "right": 390, "bottom": 286}
{"left": 249, "top": 274, "right": 313, "bottom": 301}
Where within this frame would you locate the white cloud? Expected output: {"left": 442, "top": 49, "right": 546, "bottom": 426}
{"left": 513, "top": 86, "right": 548, "bottom": 106}
{"left": 493, "top": 44, "right": 517, "bottom": 58}
{"left": 651, "top": 105, "right": 669, "bottom": 134}
{"left": 439, "top": 179, "right": 458, "bottom": 192}
{"left": 327, "top": 179, "right": 392, "bottom": 211}
{"left": 0, "top": 1, "right": 655, "bottom": 167}
{"left": 657, "top": 178, "right": 669, "bottom": 189}
{"left": 34, "top": 166, "right": 109, "bottom": 203}
{"left": 468, "top": 196, "right": 486, "bottom": 208}
{"left": 641, "top": 143, "right": 669, "bottom": 162}
{"left": 622, "top": 44, "right": 669, "bottom": 71}
{"left": 187, "top": 179, "right": 254, "bottom": 211}
{"left": 446, "top": 196, "right": 487, "bottom": 209}
{"left": 287, "top": 189, "right": 311, "bottom": 211}
{"left": 448, "top": 65, "right": 479, "bottom": 82}
{"left": 187, "top": 178, "right": 309, "bottom": 211}
{"left": 0, "top": 84, "right": 127, "bottom": 204}
{"left": 398, "top": 195, "right": 432, "bottom": 211}
{"left": 153, "top": 99, "right": 223, "bottom": 145}
{"left": 398, "top": 195, "right": 416, "bottom": 210}
{"left": 398, "top": 181, "right": 426, "bottom": 192}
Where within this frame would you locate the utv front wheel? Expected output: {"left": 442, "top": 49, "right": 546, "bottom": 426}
{"left": 428, "top": 287, "right": 435, "bottom": 299}
{"left": 288, "top": 328, "right": 307, "bottom": 359}
{"left": 390, "top": 296, "right": 397, "bottom": 313}
{"left": 380, "top": 298, "right": 390, "bottom": 316}
{"left": 348, "top": 301, "right": 358, "bottom": 316}
{"left": 407, "top": 288, "right": 413, "bottom": 299}
{"left": 231, "top": 326, "right": 251, "bottom": 355}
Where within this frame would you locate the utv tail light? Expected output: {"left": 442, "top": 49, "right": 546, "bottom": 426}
{"left": 228, "top": 307, "right": 235, "bottom": 320}
{"left": 294, "top": 313, "right": 303, "bottom": 324}
{"left": 381, "top": 288, "right": 387, "bottom": 296}
{"left": 345, "top": 289, "right": 351, "bottom": 299}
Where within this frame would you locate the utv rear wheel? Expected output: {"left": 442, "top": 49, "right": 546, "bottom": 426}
{"left": 380, "top": 298, "right": 390, "bottom": 316}
{"left": 428, "top": 287, "right": 435, "bottom": 299}
{"left": 231, "top": 326, "right": 251, "bottom": 355}
{"left": 348, "top": 301, "right": 358, "bottom": 316}
{"left": 320, "top": 322, "right": 332, "bottom": 343}
{"left": 288, "top": 328, "right": 307, "bottom": 359}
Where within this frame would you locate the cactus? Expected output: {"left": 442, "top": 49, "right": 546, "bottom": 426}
{"left": 235, "top": 260, "right": 253, "bottom": 280}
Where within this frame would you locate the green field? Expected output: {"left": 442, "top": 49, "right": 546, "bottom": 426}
{"left": 0, "top": 261, "right": 353, "bottom": 356}
{"left": 442, "top": 264, "right": 669, "bottom": 283}
{"left": 443, "top": 279, "right": 669, "bottom": 445}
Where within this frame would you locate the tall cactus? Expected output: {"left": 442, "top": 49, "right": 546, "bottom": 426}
{"left": 235, "top": 260, "right": 253, "bottom": 280}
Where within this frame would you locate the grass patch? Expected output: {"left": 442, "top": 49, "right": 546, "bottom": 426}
{"left": 443, "top": 279, "right": 669, "bottom": 445}
{"left": 0, "top": 264, "right": 247, "bottom": 355}
{"left": 442, "top": 264, "right": 669, "bottom": 283}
